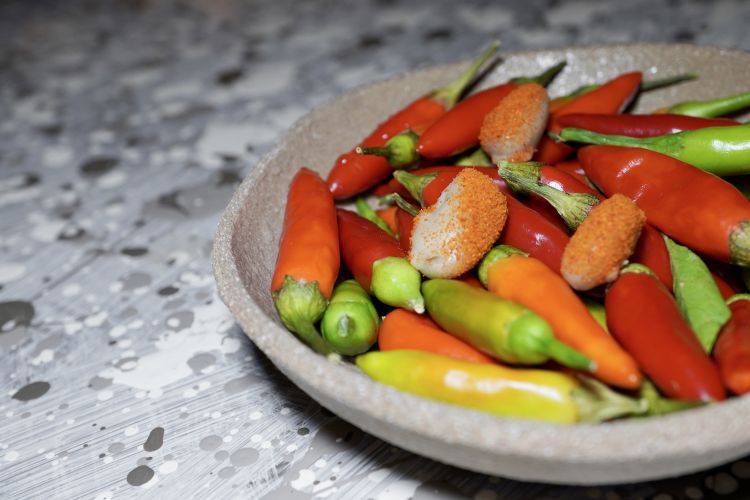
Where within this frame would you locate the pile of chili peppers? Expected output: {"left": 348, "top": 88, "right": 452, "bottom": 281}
{"left": 271, "top": 42, "right": 750, "bottom": 425}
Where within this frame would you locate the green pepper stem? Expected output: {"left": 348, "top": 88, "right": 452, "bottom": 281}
{"left": 729, "top": 220, "right": 750, "bottom": 267}
{"left": 477, "top": 244, "right": 528, "bottom": 287}
{"left": 321, "top": 280, "right": 380, "bottom": 356}
{"left": 572, "top": 376, "right": 648, "bottom": 423}
{"left": 371, "top": 256, "right": 425, "bottom": 313}
{"left": 639, "top": 380, "right": 705, "bottom": 416}
{"left": 392, "top": 170, "right": 438, "bottom": 207}
{"left": 356, "top": 146, "right": 389, "bottom": 157}
{"left": 639, "top": 73, "right": 698, "bottom": 92}
{"left": 355, "top": 197, "right": 396, "bottom": 237}
{"left": 430, "top": 40, "right": 501, "bottom": 109}
{"left": 498, "top": 161, "right": 599, "bottom": 231}
{"left": 273, "top": 276, "right": 334, "bottom": 355}
{"left": 456, "top": 147, "right": 492, "bottom": 166}
{"left": 509, "top": 60, "right": 567, "bottom": 87}
{"left": 557, "top": 127, "right": 684, "bottom": 159}
{"left": 505, "top": 311, "right": 593, "bottom": 369}
{"left": 668, "top": 90, "right": 750, "bottom": 118}
{"left": 379, "top": 192, "right": 420, "bottom": 217}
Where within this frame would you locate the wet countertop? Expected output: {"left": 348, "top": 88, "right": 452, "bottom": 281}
{"left": 2, "top": 0, "right": 750, "bottom": 498}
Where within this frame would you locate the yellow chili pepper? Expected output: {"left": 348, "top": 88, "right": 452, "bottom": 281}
{"left": 356, "top": 350, "right": 648, "bottom": 424}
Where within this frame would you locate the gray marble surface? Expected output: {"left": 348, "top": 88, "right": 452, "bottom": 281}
{"left": 2, "top": 0, "right": 750, "bottom": 498}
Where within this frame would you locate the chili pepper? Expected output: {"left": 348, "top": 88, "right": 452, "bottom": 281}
{"left": 631, "top": 224, "right": 673, "bottom": 290}
{"left": 422, "top": 278, "right": 592, "bottom": 369}
{"left": 356, "top": 131, "right": 420, "bottom": 168}
{"left": 356, "top": 350, "right": 647, "bottom": 423}
{"left": 605, "top": 264, "right": 726, "bottom": 401}
{"left": 355, "top": 197, "right": 396, "bottom": 237}
{"left": 713, "top": 272, "right": 737, "bottom": 301}
{"left": 478, "top": 245, "right": 640, "bottom": 388}
{"left": 714, "top": 295, "right": 750, "bottom": 395}
{"left": 579, "top": 145, "right": 750, "bottom": 267}
{"left": 392, "top": 167, "right": 569, "bottom": 272}
{"left": 548, "top": 73, "right": 696, "bottom": 113}
{"left": 583, "top": 298, "right": 607, "bottom": 331}
{"left": 535, "top": 71, "right": 643, "bottom": 164}
{"left": 456, "top": 272, "right": 484, "bottom": 289}
{"left": 326, "top": 42, "right": 500, "bottom": 199}
{"left": 337, "top": 209, "right": 424, "bottom": 312}
{"left": 655, "top": 89, "right": 750, "bottom": 118}
{"left": 378, "top": 309, "right": 494, "bottom": 364}
{"left": 663, "top": 235, "right": 731, "bottom": 352}
{"left": 556, "top": 113, "right": 736, "bottom": 138}
{"left": 416, "top": 61, "right": 566, "bottom": 159}
{"left": 395, "top": 206, "right": 415, "bottom": 253}
{"left": 375, "top": 206, "right": 399, "bottom": 236}
{"left": 320, "top": 280, "right": 379, "bottom": 356}
{"left": 272, "top": 168, "right": 339, "bottom": 354}
{"left": 559, "top": 124, "right": 750, "bottom": 176}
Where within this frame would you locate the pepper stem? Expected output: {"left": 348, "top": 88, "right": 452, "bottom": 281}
{"left": 505, "top": 310, "right": 593, "bottom": 370}
{"left": 729, "top": 220, "right": 750, "bottom": 267}
{"left": 668, "top": 90, "right": 750, "bottom": 118}
{"left": 371, "top": 256, "right": 425, "bottom": 313}
{"left": 639, "top": 72, "right": 698, "bottom": 91}
{"left": 477, "top": 245, "right": 528, "bottom": 287}
{"left": 430, "top": 40, "right": 501, "bottom": 109}
{"left": 509, "top": 60, "right": 567, "bottom": 87}
{"left": 392, "top": 170, "right": 438, "bottom": 207}
{"left": 727, "top": 293, "right": 750, "bottom": 305}
{"left": 356, "top": 131, "right": 419, "bottom": 168}
{"left": 620, "top": 262, "right": 656, "bottom": 276}
{"left": 456, "top": 147, "right": 492, "bottom": 166}
{"left": 572, "top": 376, "right": 648, "bottom": 423}
{"left": 273, "top": 276, "right": 334, "bottom": 355}
{"left": 639, "top": 380, "right": 704, "bottom": 416}
{"left": 379, "top": 192, "right": 420, "bottom": 217}
{"left": 355, "top": 197, "right": 396, "bottom": 237}
{"left": 556, "top": 128, "right": 683, "bottom": 158}
{"left": 498, "top": 161, "right": 599, "bottom": 231}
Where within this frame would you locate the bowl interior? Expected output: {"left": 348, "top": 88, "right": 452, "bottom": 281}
{"left": 216, "top": 43, "right": 750, "bottom": 485}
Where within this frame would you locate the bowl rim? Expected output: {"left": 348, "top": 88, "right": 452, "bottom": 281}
{"left": 213, "top": 42, "right": 750, "bottom": 478}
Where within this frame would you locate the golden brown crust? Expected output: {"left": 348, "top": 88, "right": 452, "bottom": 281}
{"left": 561, "top": 194, "right": 646, "bottom": 290}
{"left": 479, "top": 83, "right": 549, "bottom": 163}
{"left": 409, "top": 169, "right": 507, "bottom": 278}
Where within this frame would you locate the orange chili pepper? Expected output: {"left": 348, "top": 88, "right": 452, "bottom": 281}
{"left": 378, "top": 309, "right": 495, "bottom": 364}
{"left": 535, "top": 71, "right": 642, "bottom": 164}
{"left": 478, "top": 246, "right": 642, "bottom": 389}
{"left": 375, "top": 207, "right": 399, "bottom": 236}
{"left": 271, "top": 168, "right": 339, "bottom": 354}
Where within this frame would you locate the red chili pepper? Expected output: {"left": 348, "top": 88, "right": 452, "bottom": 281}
{"left": 631, "top": 224, "right": 673, "bottom": 290}
{"left": 579, "top": 145, "right": 750, "bottom": 266}
{"left": 556, "top": 113, "right": 737, "bottom": 138}
{"left": 326, "top": 43, "right": 500, "bottom": 199}
{"left": 395, "top": 207, "right": 415, "bottom": 253}
{"left": 271, "top": 168, "right": 340, "bottom": 354}
{"left": 393, "top": 167, "right": 570, "bottom": 273}
{"left": 605, "top": 265, "right": 726, "bottom": 401}
{"left": 416, "top": 62, "right": 567, "bottom": 159}
{"left": 714, "top": 297, "right": 750, "bottom": 395}
{"left": 712, "top": 273, "right": 736, "bottom": 301}
{"left": 535, "top": 72, "right": 643, "bottom": 164}
{"left": 337, "top": 209, "right": 424, "bottom": 312}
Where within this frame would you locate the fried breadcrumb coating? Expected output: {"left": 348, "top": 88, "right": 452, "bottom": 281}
{"left": 562, "top": 194, "right": 646, "bottom": 290}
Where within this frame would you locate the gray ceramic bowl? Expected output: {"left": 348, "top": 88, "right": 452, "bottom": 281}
{"left": 213, "top": 43, "right": 750, "bottom": 485}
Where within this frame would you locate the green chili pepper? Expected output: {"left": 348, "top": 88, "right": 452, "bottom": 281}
{"left": 355, "top": 197, "right": 395, "bottom": 237}
{"left": 583, "top": 298, "right": 608, "bottom": 332}
{"left": 661, "top": 90, "right": 750, "bottom": 118}
{"left": 558, "top": 124, "right": 750, "bottom": 176}
{"left": 320, "top": 280, "right": 380, "bottom": 356}
{"left": 664, "top": 235, "right": 731, "bottom": 352}
{"left": 422, "top": 279, "right": 592, "bottom": 369}
{"left": 357, "top": 131, "right": 420, "bottom": 168}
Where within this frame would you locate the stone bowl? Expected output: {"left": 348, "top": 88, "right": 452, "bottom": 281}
{"left": 212, "top": 43, "right": 750, "bottom": 485}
